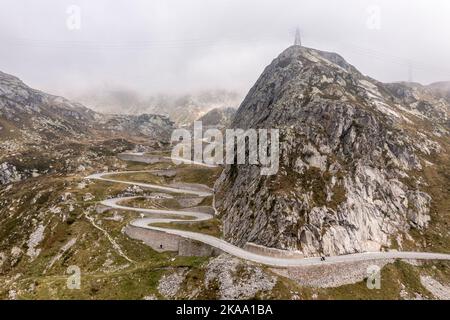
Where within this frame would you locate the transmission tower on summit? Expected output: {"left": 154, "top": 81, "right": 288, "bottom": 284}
{"left": 294, "top": 28, "right": 302, "bottom": 46}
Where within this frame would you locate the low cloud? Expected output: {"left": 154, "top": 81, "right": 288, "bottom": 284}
{"left": 0, "top": 0, "right": 449, "bottom": 102}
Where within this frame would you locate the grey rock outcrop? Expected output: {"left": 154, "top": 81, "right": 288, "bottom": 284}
{"left": 0, "top": 162, "right": 21, "bottom": 185}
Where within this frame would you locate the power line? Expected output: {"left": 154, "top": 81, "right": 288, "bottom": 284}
{"left": 2, "top": 32, "right": 450, "bottom": 80}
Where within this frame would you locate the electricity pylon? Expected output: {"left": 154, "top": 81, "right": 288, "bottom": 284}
{"left": 294, "top": 28, "right": 302, "bottom": 46}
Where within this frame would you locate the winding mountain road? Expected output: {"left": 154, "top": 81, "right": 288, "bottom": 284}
{"left": 85, "top": 153, "right": 450, "bottom": 268}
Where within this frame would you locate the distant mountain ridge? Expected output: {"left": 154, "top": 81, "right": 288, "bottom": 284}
{"left": 76, "top": 89, "right": 242, "bottom": 127}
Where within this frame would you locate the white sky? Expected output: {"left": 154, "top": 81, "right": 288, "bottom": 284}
{"left": 1, "top": 0, "right": 449, "bottom": 99}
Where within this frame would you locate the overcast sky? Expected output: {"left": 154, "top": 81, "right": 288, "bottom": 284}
{"left": 1, "top": 0, "right": 450, "bottom": 99}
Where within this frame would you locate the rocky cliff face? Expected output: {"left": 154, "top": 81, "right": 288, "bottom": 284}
{"left": 215, "top": 46, "right": 450, "bottom": 257}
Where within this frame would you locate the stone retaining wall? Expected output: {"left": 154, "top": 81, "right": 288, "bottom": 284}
{"left": 124, "top": 225, "right": 221, "bottom": 257}
{"left": 118, "top": 153, "right": 164, "bottom": 164}
{"left": 244, "top": 242, "right": 304, "bottom": 259}
{"left": 125, "top": 225, "right": 180, "bottom": 252}
{"left": 271, "top": 259, "right": 393, "bottom": 288}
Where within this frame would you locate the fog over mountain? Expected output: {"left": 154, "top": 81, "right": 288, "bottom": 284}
{"left": 1, "top": 0, "right": 450, "bottom": 111}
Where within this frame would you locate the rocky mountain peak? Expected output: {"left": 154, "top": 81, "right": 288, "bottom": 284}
{"left": 234, "top": 46, "right": 448, "bottom": 131}
{"left": 216, "top": 46, "right": 450, "bottom": 257}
